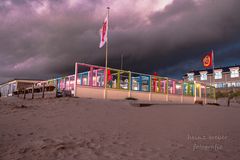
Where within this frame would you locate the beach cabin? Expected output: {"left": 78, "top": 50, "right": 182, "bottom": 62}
{"left": 0, "top": 79, "right": 41, "bottom": 97}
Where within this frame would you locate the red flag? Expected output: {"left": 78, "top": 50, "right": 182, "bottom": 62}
{"left": 99, "top": 15, "right": 108, "bottom": 48}
{"left": 107, "top": 69, "right": 112, "bottom": 81}
{"left": 153, "top": 72, "right": 157, "bottom": 81}
{"left": 202, "top": 51, "right": 213, "bottom": 68}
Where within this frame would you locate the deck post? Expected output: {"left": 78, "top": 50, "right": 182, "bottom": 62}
{"left": 166, "top": 78, "right": 169, "bottom": 102}
{"left": 89, "top": 66, "right": 93, "bottom": 87}
{"left": 117, "top": 70, "right": 120, "bottom": 89}
{"left": 64, "top": 77, "right": 66, "bottom": 90}
{"left": 158, "top": 78, "right": 161, "bottom": 93}
{"left": 204, "top": 86, "right": 207, "bottom": 104}
{"left": 149, "top": 75, "right": 152, "bottom": 101}
{"left": 199, "top": 84, "right": 202, "bottom": 98}
{"left": 139, "top": 76, "right": 142, "bottom": 91}
{"left": 194, "top": 81, "right": 197, "bottom": 103}
{"left": 172, "top": 80, "right": 176, "bottom": 94}
{"left": 213, "top": 86, "right": 217, "bottom": 103}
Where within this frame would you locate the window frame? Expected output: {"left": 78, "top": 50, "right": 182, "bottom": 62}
{"left": 187, "top": 73, "right": 194, "bottom": 81}
{"left": 214, "top": 69, "right": 223, "bottom": 80}
{"left": 230, "top": 67, "right": 239, "bottom": 78}
{"left": 200, "top": 71, "right": 208, "bottom": 81}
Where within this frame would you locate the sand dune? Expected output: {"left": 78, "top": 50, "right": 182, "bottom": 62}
{"left": 0, "top": 97, "right": 240, "bottom": 160}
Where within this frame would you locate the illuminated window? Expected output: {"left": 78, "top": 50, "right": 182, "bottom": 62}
{"left": 214, "top": 70, "right": 222, "bottom": 79}
{"left": 187, "top": 73, "right": 194, "bottom": 81}
{"left": 200, "top": 71, "right": 207, "bottom": 80}
{"left": 230, "top": 67, "right": 239, "bottom": 78}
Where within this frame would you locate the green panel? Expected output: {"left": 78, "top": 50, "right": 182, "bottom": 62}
{"left": 166, "top": 79, "right": 169, "bottom": 94}
{"left": 117, "top": 71, "right": 120, "bottom": 89}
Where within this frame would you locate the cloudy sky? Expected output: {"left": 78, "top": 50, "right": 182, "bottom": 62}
{"left": 0, "top": 0, "right": 240, "bottom": 83}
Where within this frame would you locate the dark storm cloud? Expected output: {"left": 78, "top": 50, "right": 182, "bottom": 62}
{"left": 0, "top": 0, "right": 103, "bottom": 81}
{"left": 109, "top": 0, "right": 240, "bottom": 77}
{"left": 0, "top": 0, "right": 240, "bottom": 83}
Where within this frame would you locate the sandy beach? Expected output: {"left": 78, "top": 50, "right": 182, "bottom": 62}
{"left": 0, "top": 97, "right": 240, "bottom": 160}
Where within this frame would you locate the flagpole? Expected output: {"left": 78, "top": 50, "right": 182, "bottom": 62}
{"left": 212, "top": 49, "right": 215, "bottom": 87}
{"left": 212, "top": 49, "right": 215, "bottom": 72}
{"left": 104, "top": 7, "right": 110, "bottom": 99}
{"left": 121, "top": 54, "right": 123, "bottom": 70}
{"left": 212, "top": 49, "right": 216, "bottom": 100}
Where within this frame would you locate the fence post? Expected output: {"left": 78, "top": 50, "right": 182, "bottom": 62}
{"left": 32, "top": 84, "right": 34, "bottom": 99}
{"left": 55, "top": 79, "right": 58, "bottom": 98}
{"left": 42, "top": 83, "right": 45, "bottom": 98}
{"left": 24, "top": 89, "right": 26, "bottom": 99}
{"left": 128, "top": 71, "right": 131, "bottom": 98}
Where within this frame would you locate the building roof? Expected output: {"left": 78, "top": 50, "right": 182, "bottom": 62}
{"left": 0, "top": 78, "right": 43, "bottom": 86}
{"left": 184, "top": 64, "right": 240, "bottom": 77}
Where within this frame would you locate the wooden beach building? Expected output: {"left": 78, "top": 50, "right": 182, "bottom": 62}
{"left": 0, "top": 79, "right": 42, "bottom": 97}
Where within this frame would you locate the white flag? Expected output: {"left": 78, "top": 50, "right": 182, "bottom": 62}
{"left": 99, "top": 15, "right": 108, "bottom": 48}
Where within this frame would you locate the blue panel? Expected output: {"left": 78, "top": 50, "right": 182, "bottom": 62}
{"left": 139, "top": 76, "right": 142, "bottom": 91}
{"left": 79, "top": 73, "right": 82, "bottom": 85}
{"left": 192, "top": 84, "right": 194, "bottom": 96}
{"left": 148, "top": 76, "right": 151, "bottom": 92}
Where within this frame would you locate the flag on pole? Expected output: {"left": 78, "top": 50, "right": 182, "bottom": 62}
{"left": 99, "top": 15, "right": 108, "bottom": 48}
{"left": 202, "top": 51, "right": 213, "bottom": 68}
